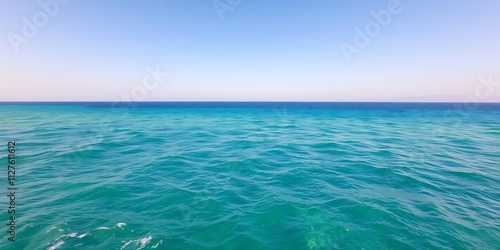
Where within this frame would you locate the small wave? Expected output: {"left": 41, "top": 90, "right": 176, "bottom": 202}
{"left": 67, "top": 232, "right": 77, "bottom": 237}
{"left": 152, "top": 240, "right": 163, "bottom": 248}
{"left": 48, "top": 241, "right": 64, "bottom": 250}
{"left": 120, "top": 235, "right": 152, "bottom": 250}
{"left": 77, "top": 233, "right": 88, "bottom": 238}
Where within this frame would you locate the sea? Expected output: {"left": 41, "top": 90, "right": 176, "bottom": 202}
{"left": 0, "top": 102, "right": 498, "bottom": 249}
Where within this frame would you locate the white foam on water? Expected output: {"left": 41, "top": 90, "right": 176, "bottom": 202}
{"left": 77, "top": 233, "right": 88, "bottom": 238}
{"left": 120, "top": 235, "right": 153, "bottom": 250}
{"left": 97, "top": 226, "right": 110, "bottom": 230}
{"left": 139, "top": 236, "right": 152, "bottom": 248}
{"left": 48, "top": 241, "right": 64, "bottom": 250}
{"left": 152, "top": 240, "right": 163, "bottom": 248}
{"left": 55, "top": 232, "right": 78, "bottom": 242}
{"left": 116, "top": 222, "right": 127, "bottom": 228}
{"left": 120, "top": 240, "right": 133, "bottom": 250}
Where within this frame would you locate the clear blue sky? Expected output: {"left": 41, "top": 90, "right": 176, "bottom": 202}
{"left": 1, "top": 0, "right": 499, "bottom": 101}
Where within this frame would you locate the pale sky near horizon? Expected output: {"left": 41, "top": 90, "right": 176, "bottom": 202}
{"left": 1, "top": 0, "right": 499, "bottom": 102}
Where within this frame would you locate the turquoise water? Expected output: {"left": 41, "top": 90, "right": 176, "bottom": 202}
{"left": 0, "top": 103, "right": 499, "bottom": 249}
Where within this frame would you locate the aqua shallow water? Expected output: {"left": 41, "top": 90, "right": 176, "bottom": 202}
{"left": 0, "top": 103, "right": 499, "bottom": 249}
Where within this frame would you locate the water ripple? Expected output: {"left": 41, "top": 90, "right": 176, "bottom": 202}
{"left": 0, "top": 106, "right": 498, "bottom": 249}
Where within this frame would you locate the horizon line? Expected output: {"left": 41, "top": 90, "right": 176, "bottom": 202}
{"left": 1, "top": 101, "right": 500, "bottom": 104}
